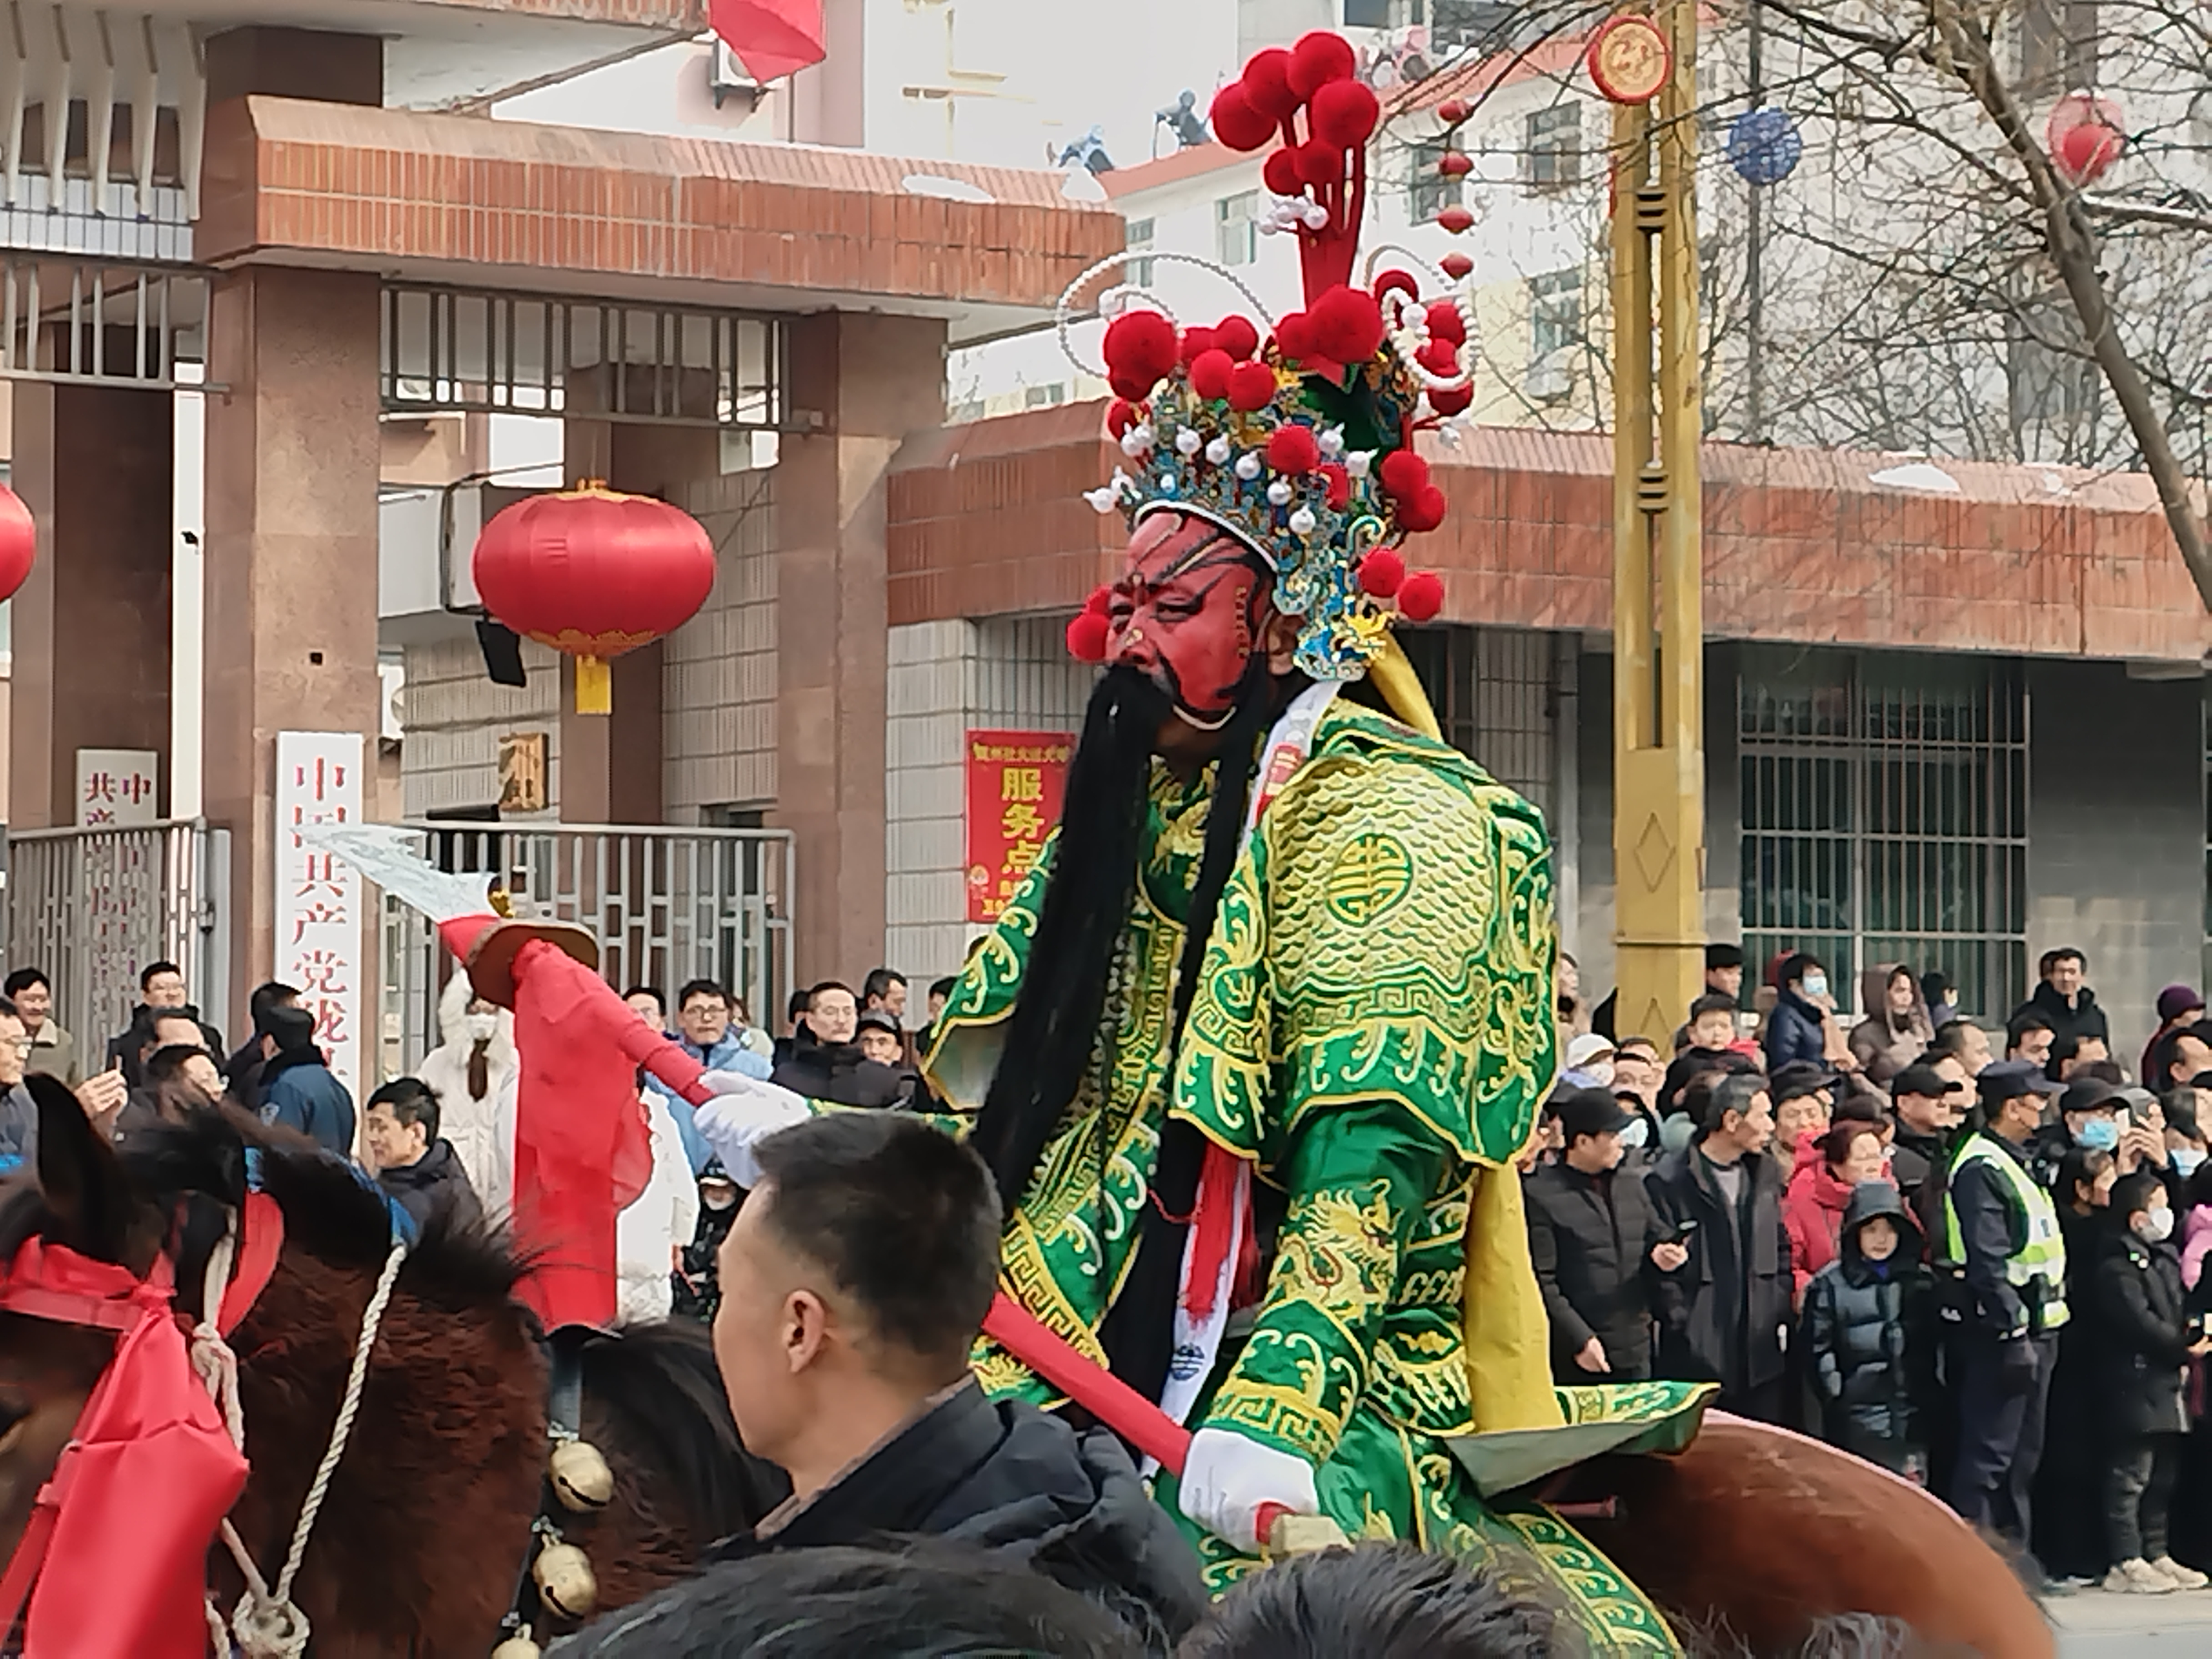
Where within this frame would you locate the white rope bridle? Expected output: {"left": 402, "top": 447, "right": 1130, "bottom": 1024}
{"left": 191, "top": 1211, "right": 408, "bottom": 1658}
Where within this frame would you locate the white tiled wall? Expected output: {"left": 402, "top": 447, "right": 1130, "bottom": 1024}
{"left": 664, "top": 469, "right": 779, "bottom": 819}
{"left": 884, "top": 613, "right": 1093, "bottom": 982}
{"left": 398, "top": 634, "right": 562, "bottom": 818}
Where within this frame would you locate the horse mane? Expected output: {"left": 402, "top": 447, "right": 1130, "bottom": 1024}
{"left": 579, "top": 1320, "right": 788, "bottom": 1540}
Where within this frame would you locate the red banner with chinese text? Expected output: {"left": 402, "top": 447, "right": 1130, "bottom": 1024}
{"left": 965, "top": 729, "right": 1074, "bottom": 925}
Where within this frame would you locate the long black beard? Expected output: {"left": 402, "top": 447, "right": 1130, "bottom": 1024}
{"left": 969, "top": 660, "right": 1273, "bottom": 1405}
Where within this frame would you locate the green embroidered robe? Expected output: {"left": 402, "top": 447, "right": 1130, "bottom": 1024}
{"left": 926, "top": 699, "right": 1699, "bottom": 1651}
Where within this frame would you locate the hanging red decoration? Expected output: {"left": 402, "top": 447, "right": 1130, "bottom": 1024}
{"left": 2046, "top": 90, "right": 2124, "bottom": 186}
{"left": 473, "top": 483, "right": 716, "bottom": 714}
{"left": 0, "top": 484, "right": 34, "bottom": 604}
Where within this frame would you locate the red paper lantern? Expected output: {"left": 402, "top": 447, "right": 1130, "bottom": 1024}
{"left": 2046, "top": 90, "right": 2125, "bottom": 186}
{"left": 0, "top": 484, "right": 33, "bottom": 604}
{"left": 473, "top": 482, "right": 716, "bottom": 713}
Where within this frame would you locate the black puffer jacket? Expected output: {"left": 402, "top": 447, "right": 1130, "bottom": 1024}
{"left": 2089, "top": 1219, "right": 2194, "bottom": 1439}
{"left": 707, "top": 1377, "right": 1208, "bottom": 1654}
{"left": 1799, "top": 1183, "right": 1934, "bottom": 1464}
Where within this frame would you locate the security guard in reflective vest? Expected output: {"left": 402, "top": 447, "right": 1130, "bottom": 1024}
{"left": 1940, "top": 1058, "right": 2067, "bottom": 1543}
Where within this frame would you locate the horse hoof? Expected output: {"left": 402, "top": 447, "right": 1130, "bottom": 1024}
{"left": 535, "top": 1541, "right": 599, "bottom": 1620}
{"left": 550, "top": 1438, "right": 615, "bottom": 1511}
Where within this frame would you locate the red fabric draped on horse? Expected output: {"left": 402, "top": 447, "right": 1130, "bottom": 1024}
{"left": 0, "top": 1078, "right": 783, "bottom": 1655}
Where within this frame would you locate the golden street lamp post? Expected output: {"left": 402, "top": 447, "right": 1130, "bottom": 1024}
{"left": 1591, "top": 3, "right": 1705, "bottom": 1043}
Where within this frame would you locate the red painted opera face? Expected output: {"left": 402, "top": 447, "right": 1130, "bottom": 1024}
{"left": 1105, "top": 510, "right": 1274, "bottom": 729}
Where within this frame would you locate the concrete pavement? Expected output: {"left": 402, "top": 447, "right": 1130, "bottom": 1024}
{"left": 2046, "top": 1587, "right": 2212, "bottom": 1655}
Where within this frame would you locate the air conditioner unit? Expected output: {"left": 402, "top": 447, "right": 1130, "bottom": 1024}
{"left": 1525, "top": 355, "right": 1573, "bottom": 402}
{"left": 709, "top": 38, "right": 764, "bottom": 106}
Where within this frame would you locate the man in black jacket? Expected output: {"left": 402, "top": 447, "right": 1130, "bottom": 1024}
{"left": 1647, "top": 1073, "right": 1792, "bottom": 1420}
{"left": 363, "top": 1077, "right": 482, "bottom": 1232}
{"left": 2009, "top": 946, "right": 2109, "bottom": 1055}
{"left": 1525, "top": 1088, "right": 1685, "bottom": 1381}
{"left": 1889, "top": 1062, "right": 1967, "bottom": 1246}
{"left": 707, "top": 1111, "right": 1208, "bottom": 1651}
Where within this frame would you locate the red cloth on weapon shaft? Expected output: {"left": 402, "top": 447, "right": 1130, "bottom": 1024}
{"left": 507, "top": 940, "right": 655, "bottom": 1331}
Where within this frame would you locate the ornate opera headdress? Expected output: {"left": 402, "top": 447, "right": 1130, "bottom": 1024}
{"left": 1060, "top": 29, "right": 1478, "bottom": 682}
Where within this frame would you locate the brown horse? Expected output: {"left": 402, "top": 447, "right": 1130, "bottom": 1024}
{"left": 0, "top": 1078, "right": 783, "bottom": 1656}
{"left": 1579, "top": 1414, "right": 2054, "bottom": 1657}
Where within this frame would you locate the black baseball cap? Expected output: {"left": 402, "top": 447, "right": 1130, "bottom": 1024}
{"left": 855, "top": 1009, "right": 903, "bottom": 1038}
{"left": 2057, "top": 1078, "right": 2121, "bottom": 1118}
{"left": 1554, "top": 1087, "right": 1635, "bottom": 1143}
{"left": 1892, "top": 1062, "right": 1964, "bottom": 1100}
{"left": 1978, "top": 1058, "right": 2062, "bottom": 1105}
{"left": 1769, "top": 1060, "right": 1837, "bottom": 1104}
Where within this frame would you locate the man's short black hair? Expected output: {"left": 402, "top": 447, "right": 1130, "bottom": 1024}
{"left": 2040, "top": 946, "right": 2087, "bottom": 976}
{"left": 1687, "top": 991, "right": 1738, "bottom": 1026}
{"left": 145, "top": 1043, "right": 210, "bottom": 1089}
{"left": 676, "top": 979, "right": 730, "bottom": 1013}
{"left": 2162, "top": 1089, "right": 2203, "bottom": 1141}
{"left": 861, "top": 967, "right": 906, "bottom": 1005}
{"left": 751, "top": 1113, "right": 1001, "bottom": 1372}
{"left": 1925, "top": 1020, "right": 1981, "bottom": 1062}
{"left": 2006, "top": 1009, "right": 2054, "bottom": 1046}
{"left": 1778, "top": 952, "right": 1824, "bottom": 989}
{"left": 807, "top": 980, "right": 854, "bottom": 1009}
{"left": 928, "top": 976, "right": 957, "bottom": 1001}
{"left": 264, "top": 1003, "right": 317, "bottom": 1054}
{"left": 786, "top": 987, "right": 810, "bottom": 1021}
{"left": 554, "top": 1545, "right": 1142, "bottom": 1659}
{"left": 248, "top": 981, "right": 299, "bottom": 1029}
{"left": 623, "top": 984, "right": 665, "bottom": 1012}
{"left": 139, "top": 959, "right": 183, "bottom": 990}
{"left": 1, "top": 967, "right": 47, "bottom": 998}
{"left": 1703, "top": 942, "right": 1744, "bottom": 971}
{"left": 143, "top": 1009, "right": 204, "bottom": 1053}
{"left": 1180, "top": 1541, "right": 1560, "bottom": 1659}
{"left": 368, "top": 1076, "right": 440, "bottom": 1140}
{"left": 1700, "top": 1073, "right": 1768, "bottom": 1141}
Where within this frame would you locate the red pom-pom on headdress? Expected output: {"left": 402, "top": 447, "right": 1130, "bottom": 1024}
{"left": 1372, "top": 268, "right": 1419, "bottom": 304}
{"left": 1265, "top": 424, "right": 1321, "bottom": 475}
{"left": 1416, "top": 338, "right": 1461, "bottom": 376}
{"left": 1180, "top": 326, "right": 1218, "bottom": 367}
{"left": 1428, "top": 382, "right": 1474, "bottom": 417}
{"left": 1083, "top": 583, "right": 1111, "bottom": 617}
{"left": 1188, "top": 348, "right": 1235, "bottom": 402}
{"left": 1105, "top": 400, "right": 1139, "bottom": 440}
{"left": 1396, "top": 569, "right": 1445, "bottom": 616}
{"left": 1319, "top": 462, "right": 1351, "bottom": 510}
{"left": 1226, "top": 360, "right": 1278, "bottom": 411}
{"left": 1263, "top": 148, "right": 1301, "bottom": 195}
{"left": 1103, "top": 311, "right": 1178, "bottom": 387}
{"left": 1308, "top": 285, "right": 1386, "bottom": 365}
{"left": 1066, "top": 610, "right": 1110, "bottom": 662}
{"left": 1287, "top": 30, "right": 1356, "bottom": 98}
{"left": 1397, "top": 488, "right": 1449, "bottom": 536}
{"left": 1309, "top": 80, "right": 1379, "bottom": 148}
{"left": 1242, "top": 47, "right": 1299, "bottom": 122}
{"left": 1425, "top": 301, "right": 1467, "bottom": 345}
{"left": 1378, "top": 448, "right": 1430, "bottom": 498}
{"left": 1210, "top": 84, "right": 1274, "bottom": 152}
{"left": 1213, "top": 317, "right": 1260, "bottom": 361}
{"left": 1358, "top": 548, "right": 1405, "bottom": 597}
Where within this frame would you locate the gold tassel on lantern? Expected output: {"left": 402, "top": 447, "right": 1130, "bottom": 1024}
{"left": 573, "top": 655, "right": 611, "bottom": 714}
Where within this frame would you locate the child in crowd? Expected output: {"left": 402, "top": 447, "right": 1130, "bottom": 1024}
{"left": 1800, "top": 1182, "right": 1933, "bottom": 1479}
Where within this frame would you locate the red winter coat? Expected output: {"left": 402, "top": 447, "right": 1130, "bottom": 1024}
{"left": 1784, "top": 1153, "right": 1894, "bottom": 1299}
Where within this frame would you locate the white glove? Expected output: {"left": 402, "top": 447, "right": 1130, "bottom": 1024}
{"left": 1179, "top": 1425, "right": 1318, "bottom": 1553}
{"left": 692, "top": 1072, "right": 812, "bottom": 1186}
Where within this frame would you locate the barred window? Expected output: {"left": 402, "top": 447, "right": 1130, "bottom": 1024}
{"left": 1529, "top": 268, "right": 1584, "bottom": 358}
{"left": 1124, "top": 216, "right": 1156, "bottom": 288}
{"left": 1738, "top": 649, "right": 2027, "bottom": 1020}
{"left": 1525, "top": 103, "right": 1582, "bottom": 191}
{"left": 1216, "top": 193, "right": 1258, "bottom": 267}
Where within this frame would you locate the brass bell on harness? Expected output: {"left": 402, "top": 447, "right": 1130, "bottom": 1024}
{"left": 534, "top": 1540, "right": 599, "bottom": 1620}
{"left": 490, "top": 1635, "right": 543, "bottom": 1659}
{"left": 549, "top": 1437, "right": 615, "bottom": 1512}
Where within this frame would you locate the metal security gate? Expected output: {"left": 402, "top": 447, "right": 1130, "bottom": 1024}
{"left": 378, "top": 821, "right": 794, "bottom": 1080}
{"left": 4, "top": 820, "right": 232, "bottom": 1055}
{"left": 1738, "top": 649, "right": 2028, "bottom": 1021}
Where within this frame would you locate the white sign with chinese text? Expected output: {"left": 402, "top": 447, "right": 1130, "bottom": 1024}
{"left": 274, "top": 731, "right": 363, "bottom": 1103}
{"left": 75, "top": 748, "right": 159, "bottom": 826}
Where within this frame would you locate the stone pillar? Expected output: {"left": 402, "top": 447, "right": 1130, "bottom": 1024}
{"left": 202, "top": 267, "right": 382, "bottom": 1012}
{"left": 774, "top": 312, "right": 945, "bottom": 986}
{"left": 9, "top": 382, "right": 174, "bottom": 827}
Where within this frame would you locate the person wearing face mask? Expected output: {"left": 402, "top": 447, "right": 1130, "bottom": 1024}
{"left": 417, "top": 969, "right": 522, "bottom": 1221}
{"left": 2090, "top": 1172, "right": 2212, "bottom": 1593}
{"left": 1559, "top": 1031, "right": 1616, "bottom": 1091}
{"left": 1523, "top": 1088, "right": 1685, "bottom": 1383}
{"left": 2028, "top": 1078, "right": 2123, "bottom": 1194}
{"left": 1763, "top": 953, "right": 1832, "bottom": 1074}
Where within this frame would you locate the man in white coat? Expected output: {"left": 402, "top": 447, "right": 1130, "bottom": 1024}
{"left": 419, "top": 972, "right": 519, "bottom": 1220}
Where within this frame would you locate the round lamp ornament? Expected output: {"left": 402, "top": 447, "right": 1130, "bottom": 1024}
{"left": 471, "top": 483, "right": 716, "bottom": 714}
{"left": 1586, "top": 12, "right": 1672, "bottom": 106}
{"left": 0, "top": 483, "right": 33, "bottom": 603}
{"left": 1727, "top": 106, "right": 1803, "bottom": 185}
{"left": 2045, "top": 89, "right": 2123, "bottom": 186}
